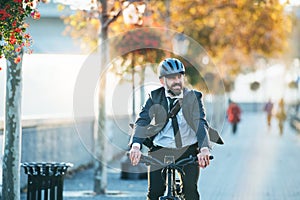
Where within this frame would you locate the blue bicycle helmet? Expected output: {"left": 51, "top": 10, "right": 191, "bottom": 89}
{"left": 158, "top": 58, "right": 185, "bottom": 78}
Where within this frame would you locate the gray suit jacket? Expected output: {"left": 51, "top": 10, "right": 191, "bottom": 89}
{"left": 129, "top": 87, "right": 224, "bottom": 149}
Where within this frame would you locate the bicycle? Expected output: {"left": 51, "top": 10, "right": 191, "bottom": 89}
{"left": 127, "top": 152, "right": 213, "bottom": 200}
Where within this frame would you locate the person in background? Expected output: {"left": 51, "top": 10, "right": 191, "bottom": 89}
{"left": 276, "top": 98, "right": 286, "bottom": 135}
{"left": 264, "top": 99, "right": 274, "bottom": 127}
{"left": 227, "top": 100, "right": 241, "bottom": 134}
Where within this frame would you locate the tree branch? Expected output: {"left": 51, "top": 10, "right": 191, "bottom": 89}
{"left": 102, "top": 9, "right": 123, "bottom": 28}
{"left": 102, "top": 0, "right": 133, "bottom": 29}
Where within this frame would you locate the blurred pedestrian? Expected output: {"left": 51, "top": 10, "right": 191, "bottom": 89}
{"left": 276, "top": 98, "right": 286, "bottom": 135}
{"left": 264, "top": 99, "right": 274, "bottom": 127}
{"left": 227, "top": 100, "right": 241, "bottom": 134}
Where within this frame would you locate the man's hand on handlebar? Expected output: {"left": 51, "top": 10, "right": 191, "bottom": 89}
{"left": 197, "top": 147, "right": 211, "bottom": 168}
{"left": 129, "top": 146, "right": 142, "bottom": 166}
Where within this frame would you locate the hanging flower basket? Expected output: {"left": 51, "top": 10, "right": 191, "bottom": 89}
{"left": 0, "top": 0, "right": 41, "bottom": 63}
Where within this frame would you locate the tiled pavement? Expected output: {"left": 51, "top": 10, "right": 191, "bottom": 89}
{"left": 19, "top": 113, "right": 300, "bottom": 200}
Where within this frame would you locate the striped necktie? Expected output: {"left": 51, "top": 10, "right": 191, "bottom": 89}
{"left": 169, "top": 98, "right": 182, "bottom": 148}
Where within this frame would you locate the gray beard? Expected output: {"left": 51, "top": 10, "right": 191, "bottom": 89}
{"left": 167, "top": 89, "right": 183, "bottom": 97}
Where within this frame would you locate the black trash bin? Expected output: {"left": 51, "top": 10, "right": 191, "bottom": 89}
{"left": 120, "top": 155, "right": 147, "bottom": 180}
{"left": 21, "top": 162, "right": 73, "bottom": 200}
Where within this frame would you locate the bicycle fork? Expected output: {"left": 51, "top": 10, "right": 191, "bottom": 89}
{"left": 159, "top": 167, "right": 181, "bottom": 200}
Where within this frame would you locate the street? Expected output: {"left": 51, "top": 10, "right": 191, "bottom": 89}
{"left": 21, "top": 112, "right": 300, "bottom": 200}
{"left": 200, "top": 112, "right": 300, "bottom": 200}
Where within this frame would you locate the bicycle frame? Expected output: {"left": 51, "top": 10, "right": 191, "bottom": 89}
{"left": 134, "top": 153, "right": 213, "bottom": 200}
{"left": 160, "top": 162, "right": 182, "bottom": 200}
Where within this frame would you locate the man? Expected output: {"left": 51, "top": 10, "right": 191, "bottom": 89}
{"left": 264, "top": 99, "right": 274, "bottom": 127}
{"left": 129, "top": 58, "right": 218, "bottom": 199}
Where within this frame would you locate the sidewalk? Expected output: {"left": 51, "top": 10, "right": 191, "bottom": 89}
{"left": 20, "top": 113, "right": 300, "bottom": 199}
{"left": 63, "top": 158, "right": 148, "bottom": 200}
{"left": 20, "top": 155, "right": 148, "bottom": 200}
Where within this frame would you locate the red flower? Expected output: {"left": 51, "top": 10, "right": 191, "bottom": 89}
{"left": 32, "top": 11, "right": 40, "bottom": 20}
{"left": 0, "top": 9, "right": 11, "bottom": 20}
{"left": 12, "top": 21, "right": 17, "bottom": 27}
{"left": 14, "top": 56, "right": 21, "bottom": 64}
{"left": 0, "top": 67, "right": 2, "bottom": 71}
{"left": 15, "top": 46, "right": 22, "bottom": 53}
{"left": 24, "top": 34, "right": 31, "bottom": 39}
{"left": 0, "top": 9, "right": 6, "bottom": 16}
{"left": 28, "top": 2, "right": 34, "bottom": 7}
{"left": 14, "top": 28, "right": 22, "bottom": 33}
{"left": 9, "top": 35, "right": 17, "bottom": 45}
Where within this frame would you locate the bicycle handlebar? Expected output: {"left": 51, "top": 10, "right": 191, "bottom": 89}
{"left": 126, "top": 152, "right": 213, "bottom": 168}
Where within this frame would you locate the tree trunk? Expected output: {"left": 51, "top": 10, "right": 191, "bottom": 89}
{"left": 94, "top": 0, "right": 108, "bottom": 194}
{"left": 131, "top": 53, "right": 136, "bottom": 121}
{"left": 2, "top": 50, "right": 23, "bottom": 200}
{"left": 139, "top": 66, "right": 146, "bottom": 108}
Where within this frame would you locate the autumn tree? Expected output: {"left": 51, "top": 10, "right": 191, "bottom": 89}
{"left": 61, "top": 0, "right": 292, "bottom": 92}
{"left": 147, "top": 0, "right": 292, "bottom": 89}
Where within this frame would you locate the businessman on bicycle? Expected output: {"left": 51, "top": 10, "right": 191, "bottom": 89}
{"left": 129, "top": 58, "right": 220, "bottom": 199}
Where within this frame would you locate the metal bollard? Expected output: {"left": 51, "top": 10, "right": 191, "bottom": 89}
{"left": 21, "top": 162, "right": 73, "bottom": 200}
